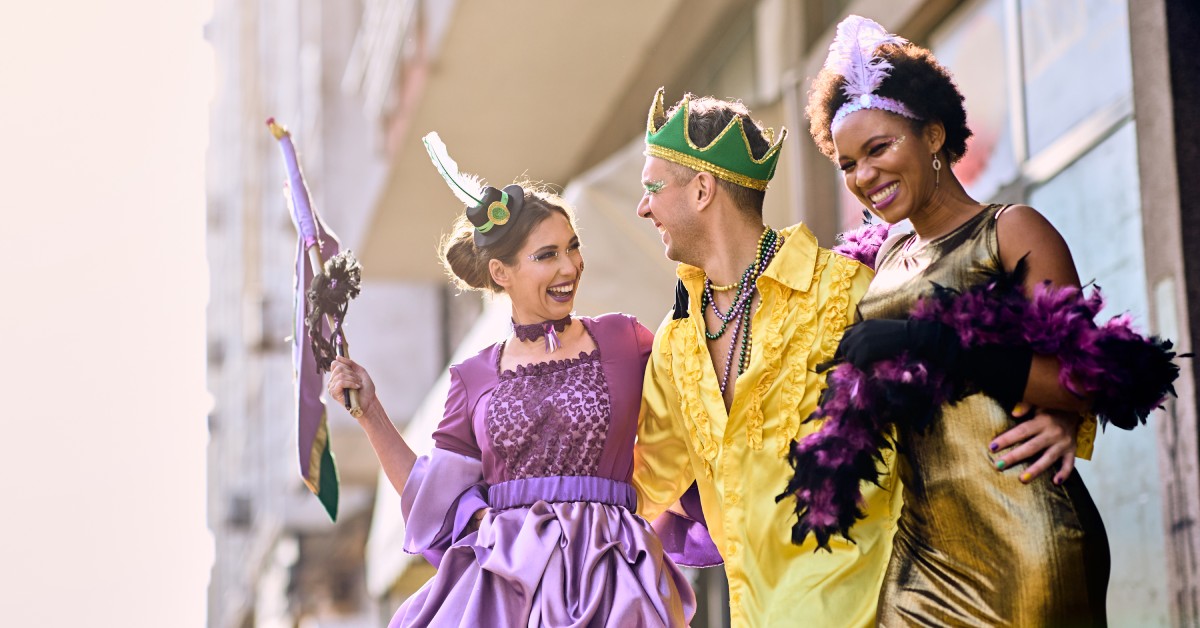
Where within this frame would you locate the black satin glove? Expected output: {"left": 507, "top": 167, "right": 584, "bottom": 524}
{"left": 960, "top": 343, "right": 1033, "bottom": 411}
{"left": 834, "top": 319, "right": 963, "bottom": 369}
{"left": 835, "top": 319, "right": 1033, "bottom": 411}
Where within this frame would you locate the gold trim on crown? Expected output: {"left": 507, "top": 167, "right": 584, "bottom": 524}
{"left": 646, "top": 145, "right": 771, "bottom": 191}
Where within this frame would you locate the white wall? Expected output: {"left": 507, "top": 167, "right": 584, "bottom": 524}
{"left": 1030, "top": 121, "right": 1168, "bottom": 627}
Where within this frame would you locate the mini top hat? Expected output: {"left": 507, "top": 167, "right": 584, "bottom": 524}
{"left": 466, "top": 183, "right": 526, "bottom": 247}
{"left": 423, "top": 132, "right": 525, "bottom": 247}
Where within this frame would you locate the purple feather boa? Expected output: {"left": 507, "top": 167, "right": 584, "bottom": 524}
{"left": 911, "top": 262, "right": 1181, "bottom": 431}
{"left": 831, "top": 212, "right": 893, "bottom": 270}
{"left": 779, "top": 224, "right": 1184, "bottom": 552}
{"left": 777, "top": 353, "right": 953, "bottom": 549}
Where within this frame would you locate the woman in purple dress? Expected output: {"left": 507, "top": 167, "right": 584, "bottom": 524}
{"left": 327, "top": 174, "right": 695, "bottom": 627}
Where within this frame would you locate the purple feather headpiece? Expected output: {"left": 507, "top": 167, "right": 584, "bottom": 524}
{"left": 825, "top": 15, "right": 923, "bottom": 128}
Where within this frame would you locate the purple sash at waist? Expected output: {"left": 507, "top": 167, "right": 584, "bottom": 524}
{"left": 488, "top": 476, "right": 637, "bottom": 512}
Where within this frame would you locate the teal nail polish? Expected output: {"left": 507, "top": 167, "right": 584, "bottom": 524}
{"left": 996, "top": 460, "right": 1006, "bottom": 470}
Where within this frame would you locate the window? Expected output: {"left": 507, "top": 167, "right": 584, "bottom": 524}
{"left": 1020, "top": 0, "right": 1132, "bottom": 156}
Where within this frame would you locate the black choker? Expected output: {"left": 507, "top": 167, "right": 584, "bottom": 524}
{"left": 512, "top": 316, "right": 572, "bottom": 353}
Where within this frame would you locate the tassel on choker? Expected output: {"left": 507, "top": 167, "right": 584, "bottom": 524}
{"left": 512, "top": 316, "right": 572, "bottom": 353}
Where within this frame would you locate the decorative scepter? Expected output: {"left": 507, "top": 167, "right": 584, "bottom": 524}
{"left": 267, "top": 117, "right": 362, "bottom": 521}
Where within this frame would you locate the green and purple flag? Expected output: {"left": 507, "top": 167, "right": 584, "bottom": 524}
{"left": 268, "top": 118, "right": 339, "bottom": 521}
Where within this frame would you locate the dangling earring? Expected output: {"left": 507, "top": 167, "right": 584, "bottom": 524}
{"left": 931, "top": 153, "right": 942, "bottom": 188}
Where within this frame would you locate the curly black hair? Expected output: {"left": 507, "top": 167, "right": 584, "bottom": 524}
{"left": 808, "top": 42, "right": 972, "bottom": 164}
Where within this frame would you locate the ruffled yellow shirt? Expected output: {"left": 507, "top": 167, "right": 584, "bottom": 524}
{"left": 634, "top": 223, "right": 902, "bottom": 627}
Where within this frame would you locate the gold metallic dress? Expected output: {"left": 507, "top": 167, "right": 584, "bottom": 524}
{"left": 860, "top": 206, "right": 1109, "bottom": 627}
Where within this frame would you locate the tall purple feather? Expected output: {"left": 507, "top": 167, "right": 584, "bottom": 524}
{"left": 824, "top": 15, "right": 909, "bottom": 101}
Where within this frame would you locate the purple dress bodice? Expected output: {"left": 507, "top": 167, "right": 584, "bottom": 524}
{"left": 431, "top": 314, "right": 651, "bottom": 485}
{"left": 488, "top": 350, "right": 612, "bottom": 479}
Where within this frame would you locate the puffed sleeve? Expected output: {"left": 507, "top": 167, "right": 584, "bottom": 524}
{"left": 401, "top": 367, "right": 489, "bottom": 567}
{"left": 430, "top": 366, "right": 481, "bottom": 457}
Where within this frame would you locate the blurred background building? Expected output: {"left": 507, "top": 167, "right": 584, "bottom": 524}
{"left": 205, "top": 0, "right": 1200, "bottom": 625}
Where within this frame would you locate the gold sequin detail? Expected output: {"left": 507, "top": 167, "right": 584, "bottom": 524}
{"left": 646, "top": 144, "right": 770, "bottom": 191}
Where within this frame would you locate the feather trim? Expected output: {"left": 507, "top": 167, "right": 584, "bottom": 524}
{"left": 776, "top": 355, "right": 951, "bottom": 549}
{"left": 831, "top": 211, "right": 892, "bottom": 271}
{"left": 422, "top": 132, "right": 486, "bottom": 207}
{"left": 824, "top": 15, "right": 909, "bottom": 101}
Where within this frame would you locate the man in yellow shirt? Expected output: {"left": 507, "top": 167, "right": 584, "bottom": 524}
{"left": 631, "top": 88, "right": 900, "bottom": 627}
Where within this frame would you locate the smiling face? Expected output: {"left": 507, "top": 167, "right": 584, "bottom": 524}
{"left": 492, "top": 212, "right": 584, "bottom": 324}
{"left": 832, "top": 109, "right": 941, "bottom": 224}
{"left": 636, "top": 156, "right": 702, "bottom": 264}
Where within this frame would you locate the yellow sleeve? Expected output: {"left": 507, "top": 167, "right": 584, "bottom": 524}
{"left": 1075, "top": 413, "right": 1096, "bottom": 460}
{"left": 633, "top": 319, "right": 696, "bottom": 522}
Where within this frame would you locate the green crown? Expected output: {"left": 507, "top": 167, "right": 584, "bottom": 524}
{"left": 644, "top": 88, "right": 787, "bottom": 191}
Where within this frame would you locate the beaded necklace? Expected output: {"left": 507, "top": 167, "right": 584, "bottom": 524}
{"left": 700, "top": 227, "right": 781, "bottom": 394}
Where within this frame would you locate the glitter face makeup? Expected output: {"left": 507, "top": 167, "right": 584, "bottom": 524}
{"left": 643, "top": 180, "right": 666, "bottom": 194}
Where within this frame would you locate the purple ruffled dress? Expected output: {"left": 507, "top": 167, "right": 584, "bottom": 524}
{"left": 391, "top": 314, "right": 696, "bottom": 627}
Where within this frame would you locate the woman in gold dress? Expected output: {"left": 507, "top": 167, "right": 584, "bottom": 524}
{"left": 804, "top": 16, "right": 1112, "bottom": 626}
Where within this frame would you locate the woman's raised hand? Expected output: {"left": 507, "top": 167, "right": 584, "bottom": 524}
{"left": 328, "top": 356, "right": 377, "bottom": 416}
